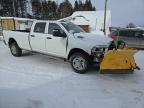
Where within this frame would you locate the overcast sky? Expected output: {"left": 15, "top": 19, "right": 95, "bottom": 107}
{"left": 57, "top": 0, "right": 144, "bottom": 27}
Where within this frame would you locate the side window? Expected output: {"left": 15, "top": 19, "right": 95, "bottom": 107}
{"left": 34, "top": 22, "right": 46, "bottom": 33}
{"left": 127, "top": 30, "right": 133, "bottom": 37}
{"left": 112, "top": 31, "right": 118, "bottom": 36}
{"left": 135, "top": 31, "right": 141, "bottom": 37}
{"left": 119, "top": 30, "right": 130, "bottom": 37}
{"left": 48, "top": 23, "right": 63, "bottom": 34}
{"left": 134, "top": 31, "right": 144, "bottom": 38}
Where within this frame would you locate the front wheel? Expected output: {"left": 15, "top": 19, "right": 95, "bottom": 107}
{"left": 70, "top": 53, "right": 89, "bottom": 74}
{"left": 9, "top": 42, "right": 22, "bottom": 57}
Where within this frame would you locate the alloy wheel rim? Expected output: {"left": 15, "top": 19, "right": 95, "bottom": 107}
{"left": 72, "top": 57, "right": 86, "bottom": 71}
{"left": 11, "top": 45, "right": 17, "bottom": 54}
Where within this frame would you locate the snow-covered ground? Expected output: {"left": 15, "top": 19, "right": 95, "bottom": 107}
{"left": 0, "top": 41, "right": 144, "bottom": 108}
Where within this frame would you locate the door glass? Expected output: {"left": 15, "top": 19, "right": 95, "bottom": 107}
{"left": 119, "top": 30, "right": 129, "bottom": 37}
{"left": 48, "top": 23, "right": 63, "bottom": 34}
{"left": 34, "top": 22, "right": 46, "bottom": 33}
{"left": 135, "top": 31, "right": 144, "bottom": 38}
{"left": 128, "top": 30, "right": 134, "bottom": 38}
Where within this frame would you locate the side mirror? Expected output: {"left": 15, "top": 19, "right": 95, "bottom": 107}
{"left": 52, "top": 29, "right": 67, "bottom": 38}
{"left": 53, "top": 29, "right": 60, "bottom": 37}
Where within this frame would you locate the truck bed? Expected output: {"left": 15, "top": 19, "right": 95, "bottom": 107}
{"left": 3, "top": 30, "right": 31, "bottom": 50}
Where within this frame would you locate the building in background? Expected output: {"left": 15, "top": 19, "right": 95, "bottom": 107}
{"left": 72, "top": 11, "right": 111, "bottom": 34}
{"left": 59, "top": 11, "right": 111, "bottom": 35}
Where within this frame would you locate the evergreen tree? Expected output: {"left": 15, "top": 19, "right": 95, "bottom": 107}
{"left": 0, "top": 0, "right": 27, "bottom": 17}
{"left": 74, "top": 0, "right": 79, "bottom": 11}
{"left": 1, "top": 0, "right": 13, "bottom": 16}
{"left": 51, "top": 1, "right": 58, "bottom": 19}
{"left": 74, "top": 0, "right": 96, "bottom": 12}
{"left": 41, "top": 0, "right": 48, "bottom": 19}
{"left": 41, "top": 0, "right": 58, "bottom": 20}
{"left": 84, "top": 0, "right": 89, "bottom": 11}
{"left": 47, "top": 0, "right": 53, "bottom": 19}
{"left": 78, "top": 0, "right": 84, "bottom": 11}
{"left": 88, "top": 0, "right": 93, "bottom": 10}
{"left": 0, "top": 3, "right": 3, "bottom": 16}
{"left": 19, "top": 0, "right": 28, "bottom": 17}
{"left": 58, "top": 0, "right": 73, "bottom": 18}
{"left": 1, "top": 0, "right": 96, "bottom": 19}
{"left": 32, "top": 0, "right": 42, "bottom": 19}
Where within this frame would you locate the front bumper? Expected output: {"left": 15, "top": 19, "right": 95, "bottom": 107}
{"left": 91, "top": 47, "right": 108, "bottom": 63}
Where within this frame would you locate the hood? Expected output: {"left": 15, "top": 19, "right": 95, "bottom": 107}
{"left": 74, "top": 32, "right": 112, "bottom": 47}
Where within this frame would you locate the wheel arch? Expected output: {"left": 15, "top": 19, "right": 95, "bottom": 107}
{"left": 8, "top": 38, "right": 17, "bottom": 47}
{"left": 68, "top": 48, "right": 90, "bottom": 60}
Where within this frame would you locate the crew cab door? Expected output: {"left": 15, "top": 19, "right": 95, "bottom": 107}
{"left": 46, "top": 23, "right": 67, "bottom": 58}
{"left": 30, "top": 22, "right": 47, "bottom": 52}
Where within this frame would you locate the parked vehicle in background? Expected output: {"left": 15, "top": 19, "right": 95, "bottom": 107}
{"left": 3, "top": 20, "right": 112, "bottom": 74}
{"left": 108, "top": 28, "right": 144, "bottom": 49}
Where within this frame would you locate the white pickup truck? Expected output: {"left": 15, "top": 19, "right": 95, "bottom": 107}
{"left": 3, "top": 20, "right": 112, "bottom": 73}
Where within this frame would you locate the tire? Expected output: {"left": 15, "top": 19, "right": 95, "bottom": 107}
{"left": 70, "top": 53, "right": 89, "bottom": 74}
{"left": 9, "top": 42, "right": 22, "bottom": 57}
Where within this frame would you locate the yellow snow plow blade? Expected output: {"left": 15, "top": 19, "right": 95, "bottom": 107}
{"left": 100, "top": 49, "right": 139, "bottom": 74}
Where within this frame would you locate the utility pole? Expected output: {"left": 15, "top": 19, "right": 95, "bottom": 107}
{"left": 103, "top": 0, "right": 108, "bottom": 35}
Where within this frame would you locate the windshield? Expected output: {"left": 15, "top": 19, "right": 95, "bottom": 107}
{"left": 61, "top": 22, "right": 85, "bottom": 33}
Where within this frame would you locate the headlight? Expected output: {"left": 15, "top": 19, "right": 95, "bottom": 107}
{"left": 91, "top": 46, "right": 107, "bottom": 63}
{"left": 91, "top": 46, "right": 106, "bottom": 56}
{"left": 91, "top": 47, "right": 102, "bottom": 53}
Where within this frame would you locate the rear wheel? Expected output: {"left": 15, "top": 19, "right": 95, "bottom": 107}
{"left": 70, "top": 53, "right": 89, "bottom": 74}
{"left": 9, "top": 42, "right": 22, "bottom": 57}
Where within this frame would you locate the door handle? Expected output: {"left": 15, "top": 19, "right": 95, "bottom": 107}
{"left": 46, "top": 37, "right": 52, "bottom": 39}
{"left": 31, "top": 35, "right": 35, "bottom": 37}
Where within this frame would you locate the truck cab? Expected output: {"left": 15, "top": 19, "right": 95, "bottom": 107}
{"left": 30, "top": 21, "right": 68, "bottom": 58}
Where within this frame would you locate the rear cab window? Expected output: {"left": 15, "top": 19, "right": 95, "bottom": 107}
{"left": 34, "top": 22, "right": 46, "bottom": 33}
